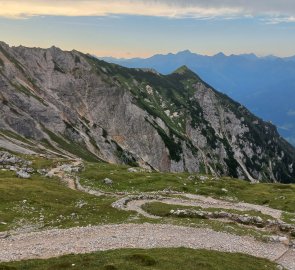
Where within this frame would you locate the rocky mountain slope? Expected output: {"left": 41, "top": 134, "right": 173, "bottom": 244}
{"left": 0, "top": 42, "right": 295, "bottom": 183}
{"left": 102, "top": 51, "right": 295, "bottom": 146}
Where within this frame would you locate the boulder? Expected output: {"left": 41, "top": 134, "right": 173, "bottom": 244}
{"left": 269, "top": 235, "right": 289, "bottom": 244}
{"left": 199, "top": 176, "right": 208, "bottom": 181}
{"left": 187, "top": 175, "right": 196, "bottom": 181}
{"left": 16, "top": 170, "right": 31, "bottom": 179}
{"left": 253, "top": 216, "right": 263, "bottom": 223}
{"left": 45, "top": 171, "right": 55, "bottom": 178}
{"left": 237, "top": 215, "right": 252, "bottom": 224}
{"left": 61, "top": 164, "right": 73, "bottom": 173}
{"left": 103, "top": 178, "right": 113, "bottom": 185}
{"left": 278, "top": 236, "right": 289, "bottom": 244}
{"left": 37, "top": 169, "right": 48, "bottom": 175}
{"left": 23, "top": 167, "right": 34, "bottom": 173}
{"left": 127, "top": 168, "right": 138, "bottom": 173}
{"left": 9, "top": 166, "right": 17, "bottom": 171}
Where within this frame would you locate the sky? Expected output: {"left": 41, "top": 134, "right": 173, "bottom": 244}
{"left": 0, "top": 0, "right": 295, "bottom": 58}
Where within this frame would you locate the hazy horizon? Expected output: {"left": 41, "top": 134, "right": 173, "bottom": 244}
{"left": 2, "top": 40, "right": 295, "bottom": 60}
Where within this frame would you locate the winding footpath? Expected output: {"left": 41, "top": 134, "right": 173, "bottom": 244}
{"left": 1, "top": 162, "right": 294, "bottom": 269}
{"left": 120, "top": 196, "right": 283, "bottom": 221}
{"left": 183, "top": 194, "right": 283, "bottom": 220}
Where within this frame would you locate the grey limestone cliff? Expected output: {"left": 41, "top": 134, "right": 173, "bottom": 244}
{"left": 0, "top": 42, "right": 294, "bottom": 183}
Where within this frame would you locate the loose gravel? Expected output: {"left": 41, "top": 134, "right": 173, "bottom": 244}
{"left": 1, "top": 224, "right": 294, "bottom": 269}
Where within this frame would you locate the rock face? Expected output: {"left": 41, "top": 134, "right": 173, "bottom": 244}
{"left": 0, "top": 42, "right": 295, "bottom": 183}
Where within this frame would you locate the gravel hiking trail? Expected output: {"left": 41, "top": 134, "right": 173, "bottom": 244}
{"left": 1, "top": 224, "right": 294, "bottom": 269}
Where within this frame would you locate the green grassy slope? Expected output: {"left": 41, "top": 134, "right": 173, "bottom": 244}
{"left": 80, "top": 162, "right": 295, "bottom": 213}
{"left": 0, "top": 248, "right": 280, "bottom": 270}
{"left": 0, "top": 167, "right": 134, "bottom": 232}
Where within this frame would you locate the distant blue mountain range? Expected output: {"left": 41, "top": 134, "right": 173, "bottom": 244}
{"left": 100, "top": 51, "right": 295, "bottom": 146}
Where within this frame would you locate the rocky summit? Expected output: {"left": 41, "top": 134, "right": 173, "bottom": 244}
{"left": 0, "top": 42, "right": 294, "bottom": 183}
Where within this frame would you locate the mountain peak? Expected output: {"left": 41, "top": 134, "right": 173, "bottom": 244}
{"left": 0, "top": 41, "right": 9, "bottom": 49}
{"left": 177, "top": 50, "right": 192, "bottom": 55}
{"left": 171, "top": 65, "right": 201, "bottom": 81}
{"left": 214, "top": 52, "right": 226, "bottom": 58}
{"left": 172, "top": 65, "right": 191, "bottom": 74}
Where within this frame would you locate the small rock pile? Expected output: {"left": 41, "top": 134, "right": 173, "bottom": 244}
{"left": 37, "top": 168, "right": 48, "bottom": 175}
{"left": 127, "top": 167, "right": 152, "bottom": 173}
{"left": 0, "top": 151, "right": 34, "bottom": 178}
{"left": 45, "top": 163, "right": 84, "bottom": 178}
{"left": 127, "top": 168, "right": 138, "bottom": 173}
{"left": 169, "top": 209, "right": 295, "bottom": 234}
{"left": 16, "top": 170, "right": 31, "bottom": 179}
{"left": 268, "top": 220, "right": 295, "bottom": 236}
{"left": 60, "top": 163, "right": 83, "bottom": 173}
{"left": 0, "top": 151, "right": 27, "bottom": 165}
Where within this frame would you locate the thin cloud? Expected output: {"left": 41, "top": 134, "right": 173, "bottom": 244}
{"left": 287, "top": 110, "right": 295, "bottom": 116}
{"left": 0, "top": 0, "right": 240, "bottom": 18}
{"left": 0, "top": 0, "right": 294, "bottom": 22}
{"left": 263, "top": 16, "right": 295, "bottom": 24}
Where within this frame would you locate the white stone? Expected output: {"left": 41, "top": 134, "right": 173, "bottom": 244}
{"left": 103, "top": 178, "right": 113, "bottom": 185}
{"left": 16, "top": 170, "right": 31, "bottom": 179}
{"left": 127, "top": 168, "right": 138, "bottom": 173}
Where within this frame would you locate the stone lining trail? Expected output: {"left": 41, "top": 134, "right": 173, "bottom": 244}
{"left": 1, "top": 224, "right": 294, "bottom": 269}
{"left": 120, "top": 196, "right": 283, "bottom": 221}
{"left": 184, "top": 194, "right": 283, "bottom": 219}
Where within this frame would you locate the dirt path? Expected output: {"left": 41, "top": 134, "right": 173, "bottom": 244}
{"left": 184, "top": 194, "right": 283, "bottom": 220}
{"left": 1, "top": 224, "right": 294, "bottom": 269}
{"left": 47, "top": 161, "right": 81, "bottom": 190}
{"left": 125, "top": 199, "right": 161, "bottom": 219}
{"left": 120, "top": 196, "right": 283, "bottom": 221}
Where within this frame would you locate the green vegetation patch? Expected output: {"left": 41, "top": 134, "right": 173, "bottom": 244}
{"left": 142, "top": 202, "right": 273, "bottom": 221}
{"left": 79, "top": 162, "right": 192, "bottom": 193}
{"left": 0, "top": 248, "right": 280, "bottom": 270}
{"left": 43, "top": 128, "right": 99, "bottom": 162}
{"left": 0, "top": 170, "right": 133, "bottom": 232}
{"left": 0, "top": 130, "right": 34, "bottom": 146}
{"left": 80, "top": 163, "right": 295, "bottom": 213}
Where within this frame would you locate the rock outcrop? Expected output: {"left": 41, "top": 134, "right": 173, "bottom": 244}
{"left": 0, "top": 42, "right": 295, "bottom": 183}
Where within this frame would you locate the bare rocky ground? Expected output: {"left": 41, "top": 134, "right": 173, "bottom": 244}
{"left": 1, "top": 160, "right": 295, "bottom": 269}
